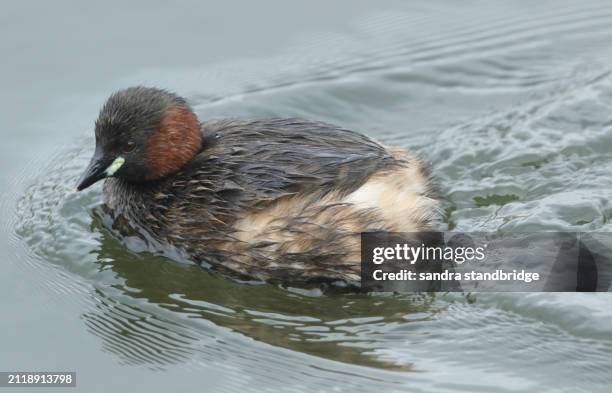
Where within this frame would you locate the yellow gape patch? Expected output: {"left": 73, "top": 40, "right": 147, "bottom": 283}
{"left": 105, "top": 156, "right": 125, "bottom": 176}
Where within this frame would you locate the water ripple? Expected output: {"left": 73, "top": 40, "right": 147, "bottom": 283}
{"left": 9, "top": 2, "right": 612, "bottom": 391}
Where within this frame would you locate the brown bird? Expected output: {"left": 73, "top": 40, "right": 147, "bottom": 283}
{"left": 77, "top": 87, "right": 439, "bottom": 287}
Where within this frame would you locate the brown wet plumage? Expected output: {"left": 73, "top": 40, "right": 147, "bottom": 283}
{"left": 78, "top": 87, "right": 439, "bottom": 286}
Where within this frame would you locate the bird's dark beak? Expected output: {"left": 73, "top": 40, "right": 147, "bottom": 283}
{"left": 76, "top": 146, "right": 113, "bottom": 191}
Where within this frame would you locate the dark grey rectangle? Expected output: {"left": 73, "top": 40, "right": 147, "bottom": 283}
{"left": 0, "top": 372, "right": 76, "bottom": 387}
{"left": 361, "top": 232, "right": 612, "bottom": 292}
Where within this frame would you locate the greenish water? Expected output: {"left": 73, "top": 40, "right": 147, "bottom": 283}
{"left": 2, "top": 1, "right": 612, "bottom": 392}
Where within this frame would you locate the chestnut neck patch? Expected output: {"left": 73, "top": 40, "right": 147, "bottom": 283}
{"left": 145, "top": 105, "right": 202, "bottom": 180}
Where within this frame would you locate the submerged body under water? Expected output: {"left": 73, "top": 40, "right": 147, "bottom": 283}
{"left": 4, "top": 1, "right": 612, "bottom": 392}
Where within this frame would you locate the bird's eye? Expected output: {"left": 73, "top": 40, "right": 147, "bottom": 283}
{"left": 123, "top": 141, "right": 136, "bottom": 153}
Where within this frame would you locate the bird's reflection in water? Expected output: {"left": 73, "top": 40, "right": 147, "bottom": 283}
{"left": 82, "top": 208, "right": 442, "bottom": 371}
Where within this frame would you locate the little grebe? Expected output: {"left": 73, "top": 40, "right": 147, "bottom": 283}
{"left": 77, "top": 87, "right": 439, "bottom": 286}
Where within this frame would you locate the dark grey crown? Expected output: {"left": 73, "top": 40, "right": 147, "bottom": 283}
{"left": 95, "top": 86, "right": 185, "bottom": 141}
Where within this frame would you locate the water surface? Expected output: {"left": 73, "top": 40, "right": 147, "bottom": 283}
{"left": 2, "top": 1, "right": 612, "bottom": 392}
